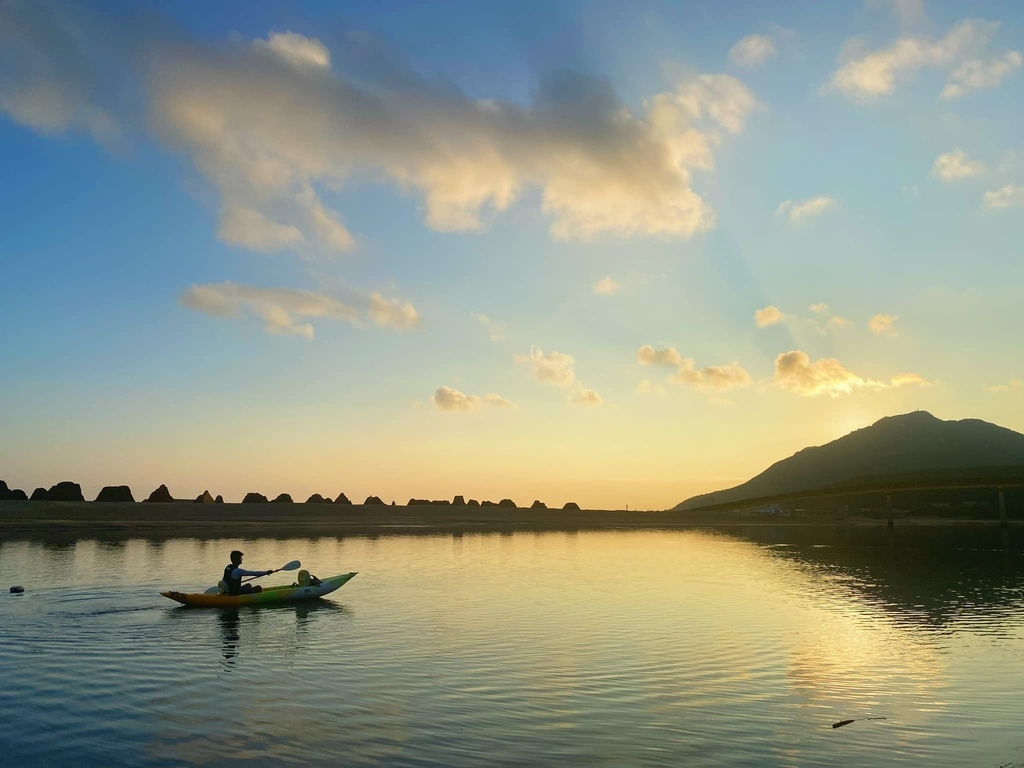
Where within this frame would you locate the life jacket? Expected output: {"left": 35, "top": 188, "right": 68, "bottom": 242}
{"left": 223, "top": 563, "right": 242, "bottom": 595}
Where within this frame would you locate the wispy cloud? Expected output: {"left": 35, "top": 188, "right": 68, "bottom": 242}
{"left": 432, "top": 386, "right": 513, "bottom": 412}
{"left": 983, "top": 184, "right": 1024, "bottom": 209}
{"left": 730, "top": 34, "right": 777, "bottom": 68}
{"left": 987, "top": 378, "right": 1023, "bottom": 393}
{"left": 942, "top": 51, "right": 1022, "bottom": 100}
{"left": 931, "top": 149, "right": 985, "bottom": 181}
{"left": 754, "top": 305, "right": 786, "bottom": 328}
{"left": 516, "top": 347, "right": 602, "bottom": 406}
{"left": 471, "top": 312, "right": 505, "bottom": 342}
{"left": 773, "top": 350, "right": 927, "bottom": 397}
{"left": 179, "top": 281, "right": 418, "bottom": 338}
{"left": 869, "top": 313, "right": 899, "bottom": 335}
{"left": 638, "top": 345, "right": 751, "bottom": 392}
{"left": 593, "top": 276, "right": 620, "bottom": 295}
{"left": 822, "top": 19, "right": 1010, "bottom": 101}
{"left": 775, "top": 196, "right": 836, "bottom": 221}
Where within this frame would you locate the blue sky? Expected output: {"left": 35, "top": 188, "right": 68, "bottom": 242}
{"left": 1, "top": 0, "right": 1022, "bottom": 508}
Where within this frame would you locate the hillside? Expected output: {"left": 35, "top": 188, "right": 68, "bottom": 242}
{"left": 675, "top": 411, "right": 1024, "bottom": 510}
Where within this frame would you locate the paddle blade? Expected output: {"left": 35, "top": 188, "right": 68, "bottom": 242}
{"left": 280, "top": 560, "right": 301, "bottom": 571}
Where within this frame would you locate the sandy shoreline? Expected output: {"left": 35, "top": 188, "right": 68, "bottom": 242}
{"left": 1, "top": 500, "right": 1018, "bottom": 542}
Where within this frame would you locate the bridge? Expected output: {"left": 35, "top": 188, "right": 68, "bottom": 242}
{"left": 682, "top": 470, "right": 1024, "bottom": 526}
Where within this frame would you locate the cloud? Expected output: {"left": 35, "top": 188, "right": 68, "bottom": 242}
{"left": 483, "top": 393, "right": 514, "bottom": 407}
{"left": 471, "top": 312, "right": 505, "bottom": 342}
{"left": 868, "top": 0, "right": 927, "bottom": 28}
{"left": 636, "top": 379, "right": 666, "bottom": 395}
{"left": 516, "top": 346, "right": 602, "bottom": 406}
{"left": 673, "top": 359, "right": 751, "bottom": 392}
{"left": 0, "top": 2, "right": 120, "bottom": 147}
{"left": 593, "top": 276, "right": 620, "bottom": 295}
{"left": 369, "top": 292, "right": 420, "bottom": 330}
{"left": 931, "top": 149, "right": 985, "bottom": 181}
{"left": 754, "top": 305, "right": 786, "bottom": 328}
{"left": 987, "top": 378, "right": 1023, "bottom": 393}
{"left": 135, "top": 29, "right": 762, "bottom": 253}
{"left": 431, "top": 387, "right": 514, "bottom": 411}
{"left": 432, "top": 386, "right": 480, "bottom": 412}
{"left": 517, "top": 347, "right": 578, "bottom": 387}
{"left": 569, "top": 388, "right": 603, "bottom": 407}
{"left": 941, "top": 51, "right": 1022, "bottom": 99}
{"left": 179, "top": 281, "right": 418, "bottom": 338}
{"left": 730, "top": 34, "right": 777, "bottom": 68}
{"left": 983, "top": 184, "right": 1024, "bottom": 209}
{"left": 823, "top": 19, "right": 999, "bottom": 100}
{"left": 638, "top": 345, "right": 750, "bottom": 392}
{"left": 869, "top": 313, "right": 899, "bottom": 335}
{"left": 636, "top": 345, "right": 684, "bottom": 366}
{"left": 773, "top": 350, "right": 927, "bottom": 397}
{"left": 218, "top": 206, "right": 306, "bottom": 252}
{"left": 775, "top": 196, "right": 836, "bottom": 221}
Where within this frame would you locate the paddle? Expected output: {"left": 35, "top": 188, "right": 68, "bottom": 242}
{"left": 204, "top": 560, "right": 301, "bottom": 594}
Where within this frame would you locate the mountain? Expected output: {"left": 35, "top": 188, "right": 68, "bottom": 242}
{"left": 675, "top": 411, "right": 1024, "bottom": 510}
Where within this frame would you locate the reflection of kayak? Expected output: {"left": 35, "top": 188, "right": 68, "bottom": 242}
{"left": 161, "top": 572, "right": 357, "bottom": 607}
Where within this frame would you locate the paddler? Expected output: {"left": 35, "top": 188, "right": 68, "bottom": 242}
{"left": 223, "top": 550, "right": 276, "bottom": 595}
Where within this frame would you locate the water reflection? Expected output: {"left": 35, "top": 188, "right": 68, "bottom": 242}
{"left": 720, "top": 524, "right": 1024, "bottom": 631}
{"left": 204, "top": 602, "right": 348, "bottom": 667}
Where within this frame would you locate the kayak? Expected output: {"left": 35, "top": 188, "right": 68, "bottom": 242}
{"left": 161, "top": 572, "right": 357, "bottom": 607}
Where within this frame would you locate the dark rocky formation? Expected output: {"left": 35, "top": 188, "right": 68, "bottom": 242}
{"left": 96, "top": 486, "right": 135, "bottom": 502}
{"left": 194, "top": 490, "right": 215, "bottom": 504}
{"left": 10, "top": 586, "right": 24, "bottom": 594}
{"left": 242, "top": 492, "right": 269, "bottom": 503}
{"left": 452, "top": 495, "right": 465, "bottom": 506}
{"left": 530, "top": 500, "right": 547, "bottom": 509}
{"left": 215, "top": 495, "right": 224, "bottom": 503}
{"left": 334, "top": 492, "right": 352, "bottom": 505}
{"left": 145, "top": 484, "right": 174, "bottom": 503}
{"left": 498, "top": 498, "right": 516, "bottom": 508}
{"left": 482, "top": 500, "right": 496, "bottom": 506}
{"left": 363, "top": 495, "right": 385, "bottom": 505}
{"left": 0, "top": 481, "right": 27, "bottom": 501}
{"left": 272, "top": 493, "right": 293, "bottom": 503}
{"left": 47, "top": 482, "right": 85, "bottom": 502}
{"left": 467, "top": 499, "right": 480, "bottom": 506}
{"left": 30, "top": 487, "right": 48, "bottom": 501}
{"left": 408, "top": 499, "right": 451, "bottom": 506}
{"left": 306, "top": 493, "right": 332, "bottom": 503}
{"left": 562, "top": 502, "right": 581, "bottom": 511}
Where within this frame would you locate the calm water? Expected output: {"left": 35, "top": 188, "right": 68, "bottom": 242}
{"left": 2, "top": 527, "right": 1024, "bottom": 767}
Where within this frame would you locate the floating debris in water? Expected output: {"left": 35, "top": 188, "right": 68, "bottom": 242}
{"left": 832, "top": 717, "right": 887, "bottom": 729}
{"left": 10, "top": 586, "right": 24, "bottom": 594}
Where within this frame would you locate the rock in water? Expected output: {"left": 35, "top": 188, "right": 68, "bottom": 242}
{"left": 29, "top": 487, "right": 48, "bottom": 501}
{"left": 530, "top": 500, "right": 547, "bottom": 509}
{"left": 96, "top": 485, "right": 135, "bottom": 502}
{"left": 215, "top": 495, "right": 224, "bottom": 503}
{"left": 272, "top": 493, "right": 293, "bottom": 503}
{"left": 452, "top": 495, "right": 466, "bottom": 506}
{"left": 194, "top": 490, "right": 215, "bottom": 504}
{"left": 334, "top": 492, "right": 352, "bottom": 505}
{"left": 242, "top": 492, "right": 269, "bottom": 503}
{"left": 363, "top": 495, "right": 385, "bottom": 505}
{"left": 10, "top": 586, "right": 24, "bottom": 594}
{"left": 498, "top": 498, "right": 517, "bottom": 508}
{"left": 562, "top": 502, "right": 581, "bottom": 511}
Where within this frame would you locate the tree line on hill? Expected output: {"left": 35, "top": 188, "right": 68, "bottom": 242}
{"left": 0, "top": 480, "right": 581, "bottom": 510}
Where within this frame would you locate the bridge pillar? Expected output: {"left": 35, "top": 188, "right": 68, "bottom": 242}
{"left": 887, "top": 492, "right": 894, "bottom": 527}
{"left": 998, "top": 488, "right": 1007, "bottom": 527}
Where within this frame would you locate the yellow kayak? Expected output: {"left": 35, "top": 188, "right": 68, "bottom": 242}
{"left": 161, "top": 572, "right": 357, "bottom": 607}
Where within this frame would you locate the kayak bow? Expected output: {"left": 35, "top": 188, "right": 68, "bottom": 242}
{"left": 161, "top": 572, "right": 357, "bottom": 607}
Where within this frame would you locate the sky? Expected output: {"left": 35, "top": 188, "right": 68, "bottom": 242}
{"left": 1, "top": 0, "right": 1022, "bottom": 509}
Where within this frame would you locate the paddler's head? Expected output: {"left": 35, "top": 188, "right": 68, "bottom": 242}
{"left": 230, "top": 550, "right": 243, "bottom": 565}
